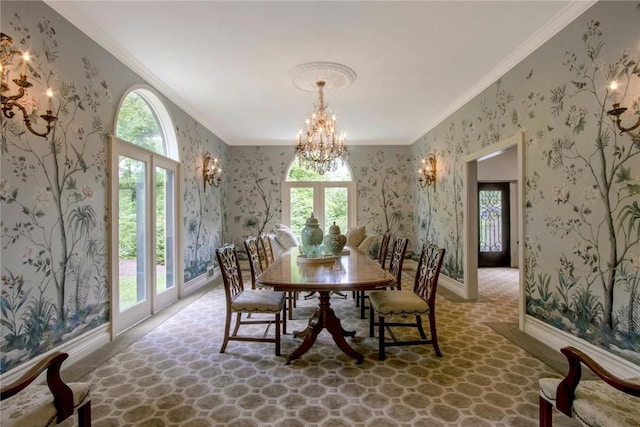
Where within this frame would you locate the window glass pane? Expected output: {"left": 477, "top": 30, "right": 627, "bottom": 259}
{"left": 118, "top": 155, "right": 147, "bottom": 310}
{"left": 156, "top": 167, "right": 175, "bottom": 293}
{"left": 324, "top": 187, "right": 348, "bottom": 232}
{"left": 116, "top": 92, "right": 166, "bottom": 155}
{"left": 287, "top": 158, "right": 351, "bottom": 181}
{"left": 290, "top": 187, "right": 314, "bottom": 237}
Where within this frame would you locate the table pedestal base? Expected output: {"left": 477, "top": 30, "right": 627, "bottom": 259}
{"left": 287, "top": 291, "right": 364, "bottom": 364}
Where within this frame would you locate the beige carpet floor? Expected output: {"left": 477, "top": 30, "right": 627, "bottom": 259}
{"left": 60, "top": 268, "right": 579, "bottom": 426}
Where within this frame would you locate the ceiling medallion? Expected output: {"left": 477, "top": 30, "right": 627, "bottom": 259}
{"left": 290, "top": 62, "right": 357, "bottom": 92}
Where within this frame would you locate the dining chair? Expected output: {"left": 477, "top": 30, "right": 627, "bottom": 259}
{"left": 1, "top": 351, "right": 92, "bottom": 427}
{"left": 261, "top": 233, "right": 297, "bottom": 320}
{"left": 259, "top": 233, "right": 275, "bottom": 266}
{"left": 216, "top": 244, "right": 286, "bottom": 356}
{"left": 354, "top": 233, "right": 391, "bottom": 304}
{"left": 369, "top": 243, "right": 445, "bottom": 360}
{"left": 359, "top": 236, "right": 409, "bottom": 319}
{"left": 377, "top": 232, "right": 391, "bottom": 270}
{"left": 538, "top": 346, "right": 640, "bottom": 427}
{"left": 539, "top": 346, "right": 640, "bottom": 427}
{"left": 244, "top": 236, "right": 264, "bottom": 290}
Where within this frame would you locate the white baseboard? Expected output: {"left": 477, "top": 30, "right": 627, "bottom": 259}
{"left": 439, "top": 274, "right": 465, "bottom": 297}
{"left": 524, "top": 315, "right": 640, "bottom": 378}
{"left": 0, "top": 324, "right": 110, "bottom": 385}
{"left": 182, "top": 269, "right": 219, "bottom": 297}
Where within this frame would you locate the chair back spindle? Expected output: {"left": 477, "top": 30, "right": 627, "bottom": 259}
{"left": 260, "top": 233, "right": 275, "bottom": 267}
{"left": 388, "top": 237, "right": 409, "bottom": 289}
{"left": 244, "top": 236, "right": 263, "bottom": 289}
{"left": 414, "top": 243, "right": 445, "bottom": 305}
{"left": 377, "top": 233, "right": 391, "bottom": 270}
{"left": 216, "top": 244, "right": 244, "bottom": 301}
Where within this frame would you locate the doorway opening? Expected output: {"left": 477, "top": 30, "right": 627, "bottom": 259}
{"left": 464, "top": 132, "right": 525, "bottom": 328}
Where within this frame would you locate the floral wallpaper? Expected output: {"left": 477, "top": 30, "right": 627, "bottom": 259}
{"left": 412, "top": 1, "right": 639, "bottom": 364}
{"left": 1, "top": 1, "right": 225, "bottom": 373}
{"left": 179, "top": 121, "right": 227, "bottom": 282}
{"left": 225, "top": 146, "right": 414, "bottom": 256}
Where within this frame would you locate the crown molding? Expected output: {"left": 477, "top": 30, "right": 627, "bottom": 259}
{"left": 407, "top": 0, "right": 598, "bottom": 145}
{"left": 44, "top": 0, "right": 231, "bottom": 144}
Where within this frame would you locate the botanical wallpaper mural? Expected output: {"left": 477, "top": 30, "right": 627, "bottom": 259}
{"left": 225, "top": 146, "right": 413, "bottom": 255}
{"left": 227, "top": 146, "right": 288, "bottom": 249}
{"left": 1, "top": 1, "right": 226, "bottom": 374}
{"left": 179, "top": 121, "right": 227, "bottom": 282}
{"left": 350, "top": 147, "right": 413, "bottom": 245}
{"left": 413, "top": 1, "right": 639, "bottom": 364}
{"left": 1, "top": 12, "right": 110, "bottom": 372}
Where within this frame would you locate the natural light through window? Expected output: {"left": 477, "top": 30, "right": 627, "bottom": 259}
{"left": 283, "top": 159, "right": 355, "bottom": 236}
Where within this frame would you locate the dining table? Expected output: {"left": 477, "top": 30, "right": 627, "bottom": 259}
{"left": 256, "top": 247, "right": 393, "bottom": 364}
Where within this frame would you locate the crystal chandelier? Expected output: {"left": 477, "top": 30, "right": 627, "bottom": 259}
{"left": 295, "top": 80, "right": 347, "bottom": 175}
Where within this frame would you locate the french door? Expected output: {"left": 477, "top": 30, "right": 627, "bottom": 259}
{"left": 282, "top": 182, "right": 356, "bottom": 237}
{"left": 478, "top": 182, "right": 510, "bottom": 267}
{"left": 111, "top": 140, "right": 179, "bottom": 335}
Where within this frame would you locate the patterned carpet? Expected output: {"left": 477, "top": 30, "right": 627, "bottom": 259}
{"left": 61, "top": 268, "right": 579, "bottom": 426}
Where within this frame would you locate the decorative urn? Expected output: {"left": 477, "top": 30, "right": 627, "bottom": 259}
{"left": 300, "top": 213, "right": 324, "bottom": 256}
{"left": 323, "top": 222, "right": 347, "bottom": 256}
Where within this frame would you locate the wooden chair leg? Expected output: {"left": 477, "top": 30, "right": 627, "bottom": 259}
{"left": 429, "top": 311, "right": 442, "bottom": 357}
{"left": 539, "top": 396, "right": 553, "bottom": 427}
{"left": 288, "top": 292, "right": 294, "bottom": 320}
{"left": 282, "top": 305, "right": 287, "bottom": 335}
{"left": 378, "top": 315, "right": 386, "bottom": 361}
{"left": 275, "top": 313, "right": 281, "bottom": 356}
{"left": 360, "top": 292, "right": 367, "bottom": 319}
{"left": 220, "top": 309, "right": 232, "bottom": 353}
{"left": 369, "top": 306, "right": 375, "bottom": 337}
{"left": 78, "top": 401, "right": 91, "bottom": 427}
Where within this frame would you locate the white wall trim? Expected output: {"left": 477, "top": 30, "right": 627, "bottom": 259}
{"left": 439, "top": 274, "right": 466, "bottom": 297}
{"left": 407, "top": 0, "right": 597, "bottom": 144}
{"left": 0, "top": 325, "right": 110, "bottom": 386}
{"left": 524, "top": 316, "right": 640, "bottom": 378}
{"left": 183, "top": 270, "right": 220, "bottom": 297}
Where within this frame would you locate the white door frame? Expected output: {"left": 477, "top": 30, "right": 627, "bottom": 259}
{"left": 463, "top": 131, "right": 526, "bottom": 329}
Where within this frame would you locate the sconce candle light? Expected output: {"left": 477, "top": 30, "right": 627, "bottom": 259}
{"left": 418, "top": 154, "right": 437, "bottom": 190}
{"left": 607, "top": 80, "right": 640, "bottom": 135}
{"left": 203, "top": 152, "right": 222, "bottom": 190}
{"left": 1, "top": 32, "right": 57, "bottom": 139}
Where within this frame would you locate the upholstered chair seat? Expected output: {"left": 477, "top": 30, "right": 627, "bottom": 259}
{"left": 231, "top": 289, "right": 286, "bottom": 313}
{"left": 1, "top": 352, "right": 91, "bottom": 427}
{"left": 539, "top": 346, "right": 640, "bottom": 427}
{"left": 368, "top": 290, "right": 429, "bottom": 316}
{"left": 2, "top": 382, "right": 91, "bottom": 427}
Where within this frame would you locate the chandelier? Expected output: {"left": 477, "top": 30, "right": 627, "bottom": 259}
{"left": 295, "top": 80, "right": 347, "bottom": 175}
{"left": 1, "top": 32, "right": 57, "bottom": 139}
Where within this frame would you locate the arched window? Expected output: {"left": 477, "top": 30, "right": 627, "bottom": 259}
{"left": 282, "top": 159, "right": 356, "bottom": 236}
{"left": 111, "top": 87, "right": 180, "bottom": 336}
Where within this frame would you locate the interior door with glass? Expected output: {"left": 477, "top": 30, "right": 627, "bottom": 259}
{"left": 112, "top": 142, "right": 178, "bottom": 335}
{"left": 153, "top": 157, "right": 178, "bottom": 311}
{"left": 478, "top": 182, "right": 510, "bottom": 267}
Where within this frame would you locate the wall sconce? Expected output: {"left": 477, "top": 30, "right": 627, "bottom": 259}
{"left": 203, "top": 152, "right": 222, "bottom": 190}
{"left": 418, "top": 154, "right": 436, "bottom": 190}
{"left": 607, "top": 80, "right": 639, "bottom": 135}
{"left": 1, "top": 32, "right": 57, "bottom": 139}
{"left": 607, "top": 103, "right": 640, "bottom": 135}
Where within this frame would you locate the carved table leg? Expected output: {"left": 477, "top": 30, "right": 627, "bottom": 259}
{"left": 287, "top": 291, "right": 363, "bottom": 364}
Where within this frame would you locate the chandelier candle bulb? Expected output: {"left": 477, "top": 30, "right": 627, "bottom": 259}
{"left": 46, "top": 88, "right": 53, "bottom": 110}
{"left": 21, "top": 51, "right": 30, "bottom": 76}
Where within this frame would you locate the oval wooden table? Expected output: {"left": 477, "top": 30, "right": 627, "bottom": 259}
{"left": 257, "top": 248, "right": 393, "bottom": 364}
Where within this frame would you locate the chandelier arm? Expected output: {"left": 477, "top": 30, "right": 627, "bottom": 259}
{"left": 614, "top": 116, "right": 640, "bottom": 134}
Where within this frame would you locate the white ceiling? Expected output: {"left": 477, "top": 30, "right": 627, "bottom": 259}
{"left": 47, "top": 1, "right": 595, "bottom": 146}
